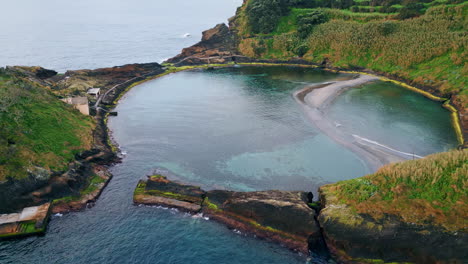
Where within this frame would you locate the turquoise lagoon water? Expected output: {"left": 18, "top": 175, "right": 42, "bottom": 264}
{"left": 327, "top": 80, "right": 457, "bottom": 156}
{"left": 0, "top": 66, "right": 457, "bottom": 263}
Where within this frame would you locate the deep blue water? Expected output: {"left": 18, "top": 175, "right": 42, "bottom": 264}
{"left": 0, "top": 0, "right": 242, "bottom": 72}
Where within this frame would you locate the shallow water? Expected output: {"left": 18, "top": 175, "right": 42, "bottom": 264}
{"left": 327, "top": 80, "right": 457, "bottom": 156}
{"left": 110, "top": 67, "right": 371, "bottom": 193}
{"left": 0, "top": 66, "right": 458, "bottom": 263}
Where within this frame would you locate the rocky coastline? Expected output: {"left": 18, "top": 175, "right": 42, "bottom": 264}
{"left": 0, "top": 63, "right": 165, "bottom": 216}
{"left": 134, "top": 175, "right": 325, "bottom": 256}
{"left": 134, "top": 165, "right": 468, "bottom": 264}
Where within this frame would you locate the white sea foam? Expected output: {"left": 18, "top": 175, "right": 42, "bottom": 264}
{"left": 352, "top": 134, "right": 423, "bottom": 159}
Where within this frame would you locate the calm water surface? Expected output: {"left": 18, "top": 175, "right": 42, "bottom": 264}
{"left": 0, "top": 0, "right": 242, "bottom": 72}
{"left": 327, "top": 81, "right": 457, "bottom": 156}
{"left": 0, "top": 66, "right": 457, "bottom": 264}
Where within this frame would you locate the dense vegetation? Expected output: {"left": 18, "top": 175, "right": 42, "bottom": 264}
{"left": 324, "top": 149, "right": 467, "bottom": 230}
{"left": 238, "top": 1, "right": 467, "bottom": 105}
{"left": 0, "top": 68, "right": 94, "bottom": 181}
{"left": 245, "top": 0, "right": 466, "bottom": 34}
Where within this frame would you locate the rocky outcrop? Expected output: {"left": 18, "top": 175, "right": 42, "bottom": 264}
{"left": 0, "top": 151, "right": 112, "bottom": 213}
{"left": 134, "top": 175, "right": 205, "bottom": 212}
{"left": 452, "top": 96, "right": 468, "bottom": 148}
{"left": 51, "top": 165, "right": 112, "bottom": 213}
{"left": 133, "top": 175, "right": 324, "bottom": 255}
{"left": 167, "top": 23, "right": 250, "bottom": 66}
{"left": 204, "top": 189, "right": 325, "bottom": 255}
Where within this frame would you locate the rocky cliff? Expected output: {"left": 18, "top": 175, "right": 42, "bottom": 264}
{"left": 166, "top": 23, "right": 247, "bottom": 66}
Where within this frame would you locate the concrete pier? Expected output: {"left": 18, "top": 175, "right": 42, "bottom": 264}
{"left": 0, "top": 203, "right": 51, "bottom": 239}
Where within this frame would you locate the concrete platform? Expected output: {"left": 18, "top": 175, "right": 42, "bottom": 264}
{"left": 0, "top": 203, "right": 51, "bottom": 239}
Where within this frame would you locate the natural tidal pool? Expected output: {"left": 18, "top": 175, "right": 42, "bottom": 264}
{"left": 327, "top": 80, "right": 457, "bottom": 156}
{"left": 0, "top": 66, "right": 457, "bottom": 263}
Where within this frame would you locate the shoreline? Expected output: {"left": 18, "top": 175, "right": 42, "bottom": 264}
{"left": 159, "top": 61, "right": 466, "bottom": 147}
{"left": 292, "top": 74, "right": 420, "bottom": 172}
{"left": 2, "top": 59, "right": 463, "bottom": 239}
{"left": 99, "top": 61, "right": 461, "bottom": 171}
{"left": 98, "top": 61, "right": 463, "bottom": 177}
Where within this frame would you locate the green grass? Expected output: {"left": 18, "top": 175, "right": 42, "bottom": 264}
{"left": 0, "top": 73, "right": 95, "bottom": 180}
{"left": 324, "top": 149, "right": 467, "bottom": 230}
{"left": 81, "top": 174, "right": 106, "bottom": 195}
{"left": 271, "top": 7, "right": 391, "bottom": 35}
{"left": 19, "top": 221, "right": 38, "bottom": 233}
{"left": 273, "top": 8, "right": 310, "bottom": 34}
{"left": 203, "top": 198, "right": 219, "bottom": 211}
{"left": 134, "top": 181, "right": 146, "bottom": 195}
{"left": 325, "top": 8, "right": 393, "bottom": 21}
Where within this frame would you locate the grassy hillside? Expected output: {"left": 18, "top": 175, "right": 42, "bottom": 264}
{"left": 0, "top": 68, "right": 94, "bottom": 181}
{"left": 235, "top": 1, "right": 467, "bottom": 105}
{"left": 321, "top": 149, "right": 467, "bottom": 231}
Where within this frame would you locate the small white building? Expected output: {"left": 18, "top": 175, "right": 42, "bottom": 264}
{"left": 87, "top": 88, "right": 101, "bottom": 98}
{"left": 61, "top": 96, "right": 89, "bottom": 115}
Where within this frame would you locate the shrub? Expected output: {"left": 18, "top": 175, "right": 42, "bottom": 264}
{"left": 295, "top": 44, "right": 309, "bottom": 57}
{"left": 246, "top": 0, "right": 289, "bottom": 34}
{"left": 397, "top": 2, "right": 424, "bottom": 19}
{"left": 297, "top": 10, "right": 328, "bottom": 38}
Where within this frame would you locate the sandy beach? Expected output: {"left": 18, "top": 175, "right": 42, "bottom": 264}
{"left": 294, "top": 74, "right": 421, "bottom": 172}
